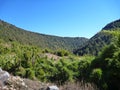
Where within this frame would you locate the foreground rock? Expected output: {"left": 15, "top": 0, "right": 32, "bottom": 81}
{"left": 47, "top": 86, "right": 59, "bottom": 90}
{"left": 3, "top": 76, "right": 28, "bottom": 90}
{"left": 0, "top": 68, "right": 10, "bottom": 89}
{"left": 0, "top": 68, "right": 59, "bottom": 90}
{"left": 3, "top": 76, "right": 59, "bottom": 90}
{"left": 0, "top": 68, "right": 10, "bottom": 83}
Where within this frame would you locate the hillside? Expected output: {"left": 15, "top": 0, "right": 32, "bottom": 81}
{"left": 102, "top": 19, "right": 120, "bottom": 30}
{"left": 0, "top": 20, "right": 88, "bottom": 51}
{"left": 74, "top": 19, "right": 120, "bottom": 56}
{"left": 1, "top": 19, "right": 120, "bottom": 90}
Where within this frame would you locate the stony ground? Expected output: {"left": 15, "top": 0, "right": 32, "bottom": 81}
{"left": 0, "top": 68, "right": 98, "bottom": 90}
{"left": 0, "top": 75, "right": 56, "bottom": 90}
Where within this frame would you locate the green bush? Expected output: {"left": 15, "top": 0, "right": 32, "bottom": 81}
{"left": 25, "top": 68, "right": 35, "bottom": 80}
{"left": 78, "top": 59, "right": 92, "bottom": 81}
{"left": 55, "top": 50, "right": 69, "bottom": 56}
{"left": 90, "top": 68, "right": 102, "bottom": 83}
{"left": 15, "top": 66, "right": 26, "bottom": 77}
{"left": 90, "top": 35, "right": 120, "bottom": 90}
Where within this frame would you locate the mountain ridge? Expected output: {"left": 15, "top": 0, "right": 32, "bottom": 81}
{"left": 74, "top": 19, "right": 120, "bottom": 56}
{"left": 102, "top": 19, "right": 120, "bottom": 30}
{"left": 1, "top": 19, "right": 120, "bottom": 56}
{"left": 0, "top": 19, "right": 88, "bottom": 51}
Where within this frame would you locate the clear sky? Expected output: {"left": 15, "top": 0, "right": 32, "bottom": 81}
{"left": 0, "top": 0, "right": 120, "bottom": 38}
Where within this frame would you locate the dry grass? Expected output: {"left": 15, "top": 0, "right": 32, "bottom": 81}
{"left": 0, "top": 81, "right": 3, "bottom": 90}
{"left": 24, "top": 78, "right": 51, "bottom": 90}
{"left": 59, "top": 82, "right": 99, "bottom": 90}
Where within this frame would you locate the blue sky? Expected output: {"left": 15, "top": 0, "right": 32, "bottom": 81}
{"left": 0, "top": 0, "right": 120, "bottom": 38}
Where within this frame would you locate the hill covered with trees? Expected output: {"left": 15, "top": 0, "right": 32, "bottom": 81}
{"left": 102, "top": 19, "right": 120, "bottom": 30}
{"left": 0, "top": 28, "right": 120, "bottom": 90}
{"left": 74, "top": 19, "right": 120, "bottom": 56}
{"left": 0, "top": 20, "right": 88, "bottom": 52}
{"left": 0, "top": 19, "right": 120, "bottom": 90}
{"left": 1, "top": 19, "right": 120, "bottom": 56}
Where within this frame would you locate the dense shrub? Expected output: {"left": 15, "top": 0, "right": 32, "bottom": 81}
{"left": 1, "top": 34, "right": 120, "bottom": 90}
{"left": 90, "top": 35, "right": 120, "bottom": 90}
{"left": 55, "top": 50, "right": 69, "bottom": 56}
{"left": 90, "top": 68, "right": 102, "bottom": 84}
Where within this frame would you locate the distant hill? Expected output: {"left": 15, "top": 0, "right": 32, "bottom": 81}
{"left": 0, "top": 20, "right": 88, "bottom": 51}
{"left": 74, "top": 19, "right": 120, "bottom": 56}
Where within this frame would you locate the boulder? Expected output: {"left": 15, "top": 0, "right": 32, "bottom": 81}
{"left": 47, "top": 85, "right": 59, "bottom": 90}
{"left": 0, "top": 68, "right": 10, "bottom": 82}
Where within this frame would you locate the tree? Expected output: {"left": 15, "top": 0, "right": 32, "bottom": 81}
{"left": 91, "top": 35, "right": 120, "bottom": 90}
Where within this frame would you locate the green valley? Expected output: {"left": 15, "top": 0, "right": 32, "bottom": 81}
{"left": 0, "top": 19, "right": 120, "bottom": 90}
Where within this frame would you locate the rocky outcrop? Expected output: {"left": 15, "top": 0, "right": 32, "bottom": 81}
{"left": 0, "top": 68, "right": 59, "bottom": 90}
{"left": 3, "top": 76, "right": 28, "bottom": 90}
{"left": 3, "top": 76, "right": 59, "bottom": 90}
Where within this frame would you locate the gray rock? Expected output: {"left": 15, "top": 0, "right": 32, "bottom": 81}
{"left": 47, "top": 86, "right": 59, "bottom": 90}
{"left": 0, "top": 68, "right": 10, "bottom": 82}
